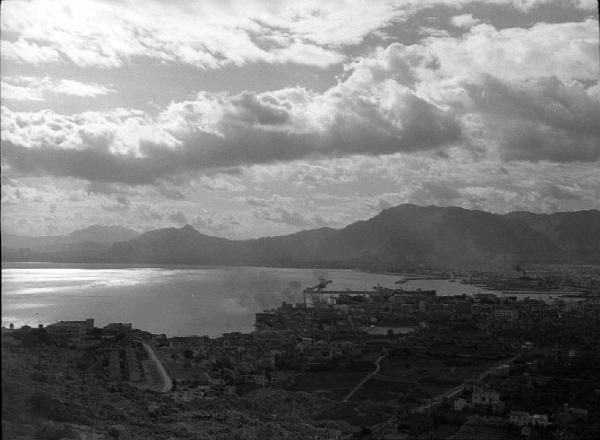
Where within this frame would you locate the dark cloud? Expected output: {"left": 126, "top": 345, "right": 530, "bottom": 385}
{"left": 1, "top": 80, "right": 462, "bottom": 186}
{"left": 464, "top": 75, "right": 600, "bottom": 163}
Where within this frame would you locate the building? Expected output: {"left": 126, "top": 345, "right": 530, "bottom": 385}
{"left": 494, "top": 309, "right": 519, "bottom": 322}
{"left": 472, "top": 384, "right": 501, "bottom": 406}
{"left": 104, "top": 322, "right": 133, "bottom": 332}
{"left": 46, "top": 319, "right": 94, "bottom": 339}
{"left": 454, "top": 397, "right": 469, "bottom": 411}
{"left": 509, "top": 411, "right": 549, "bottom": 428}
{"left": 509, "top": 411, "right": 530, "bottom": 426}
{"left": 169, "top": 336, "right": 207, "bottom": 352}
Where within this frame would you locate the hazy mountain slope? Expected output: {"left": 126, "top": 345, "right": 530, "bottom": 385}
{"left": 109, "top": 225, "right": 238, "bottom": 263}
{"left": 506, "top": 210, "right": 600, "bottom": 262}
{"left": 3, "top": 205, "right": 598, "bottom": 267}
{"left": 312, "top": 204, "right": 564, "bottom": 265}
{"left": 2, "top": 225, "right": 139, "bottom": 251}
{"left": 243, "top": 227, "right": 338, "bottom": 265}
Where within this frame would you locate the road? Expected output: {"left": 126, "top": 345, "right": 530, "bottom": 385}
{"left": 411, "top": 354, "right": 521, "bottom": 413}
{"left": 142, "top": 340, "right": 172, "bottom": 392}
{"left": 342, "top": 354, "right": 387, "bottom": 402}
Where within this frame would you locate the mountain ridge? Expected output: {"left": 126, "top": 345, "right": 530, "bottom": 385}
{"left": 2, "top": 204, "right": 599, "bottom": 269}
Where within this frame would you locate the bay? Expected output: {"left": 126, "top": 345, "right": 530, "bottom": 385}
{"left": 2, "top": 263, "right": 493, "bottom": 337}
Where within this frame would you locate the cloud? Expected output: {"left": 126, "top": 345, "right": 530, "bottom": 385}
{"left": 348, "top": 19, "right": 600, "bottom": 163}
{"left": 101, "top": 194, "right": 130, "bottom": 213}
{"left": 5, "top": 0, "right": 593, "bottom": 71}
{"left": 1, "top": 82, "right": 45, "bottom": 102}
{"left": 540, "top": 184, "right": 582, "bottom": 201}
{"left": 1, "top": 76, "right": 114, "bottom": 101}
{"left": 464, "top": 75, "right": 600, "bottom": 162}
{"left": 1, "top": 38, "right": 61, "bottom": 64}
{"left": 410, "top": 182, "right": 463, "bottom": 206}
{"left": 1, "top": 11, "right": 597, "bottom": 207}
{"left": 1, "top": 58, "right": 462, "bottom": 184}
{"left": 253, "top": 207, "right": 319, "bottom": 228}
{"left": 168, "top": 211, "right": 188, "bottom": 225}
{"left": 451, "top": 14, "right": 482, "bottom": 29}
{"left": 1, "top": 0, "right": 388, "bottom": 69}
{"left": 423, "top": 19, "right": 599, "bottom": 84}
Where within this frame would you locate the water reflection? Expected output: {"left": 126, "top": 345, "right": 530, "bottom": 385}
{"left": 2, "top": 264, "right": 492, "bottom": 336}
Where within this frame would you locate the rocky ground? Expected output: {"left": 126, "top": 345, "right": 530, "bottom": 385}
{"left": 2, "top": 344, "right": 359, "bottom": 440}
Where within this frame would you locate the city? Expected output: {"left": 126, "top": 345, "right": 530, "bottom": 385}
{"left": 3, "top": 271, "right": 600, "bottom": 439}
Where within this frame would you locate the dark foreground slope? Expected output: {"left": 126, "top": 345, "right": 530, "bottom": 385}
{"left": 3, "top": 205, "right": 599, "bottom": 268}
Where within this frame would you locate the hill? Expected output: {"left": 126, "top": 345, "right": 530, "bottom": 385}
{"left": 2, "top": 205, "right": 599, "bottom": 268}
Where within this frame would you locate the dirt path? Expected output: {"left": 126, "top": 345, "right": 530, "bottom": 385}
{"left": 142, "top": 341, "right": 172, "bottom": 393}
{"left": 411, "top": 354, "right": 521, "bottom": 413}
{"left": 342, "top": 354, "right": 386, "bottom": 402}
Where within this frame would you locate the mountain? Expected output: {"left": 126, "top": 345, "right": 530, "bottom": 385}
{"left": 109, "top": 225, "right": 238, "bottom": 264}
{"left": 1, "top": 225, "right": 139, "bottom": 255}
{"left": 2, "top": 205, "right": 599, "bottom": 268}
{"left": 506, "top": 210, "right": 600, "bottom": 262}
{"left": 309, "top": 204, "right": 566, "bottom": 266}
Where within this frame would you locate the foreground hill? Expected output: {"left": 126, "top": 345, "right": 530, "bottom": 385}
{"left": 2, "top": 205, "right": 599, "bottom": 268}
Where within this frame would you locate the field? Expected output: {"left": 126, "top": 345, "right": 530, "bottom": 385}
{"left": 291, "top": 371, "right": 366, "bottom": 400}
{"left": 352, "top": 354, "right": 492, "bottom": 405}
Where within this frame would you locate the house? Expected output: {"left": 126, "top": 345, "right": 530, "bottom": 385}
{"left": 46, "top": 319, "right": 94, "bottom": 339}
{"left": 494, "top": 308, "right": 519, "bottom": 322}
{"left": 169, "top": 336, "right": 207, "bottom": 352}
{"left": 530, "top": 414, "right": 549, "bottom": 427}
{"left": 472, "top": 384, "right": 501, "bottom": 406}
{"left": 509, "top": 411, "right": 549, "bottom": 428}
{"left": 103, "top": 322, "right": 133, "bottom": 332}
{"left": 509, "top": 411, "right": 530, "bottom": 426}
{"left": 454, "top": 397, "right": 469, "bottom": 411}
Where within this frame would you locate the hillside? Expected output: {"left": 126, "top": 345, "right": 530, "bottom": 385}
{"left": 2, "top": 205, "right": 599, "bottom": 268}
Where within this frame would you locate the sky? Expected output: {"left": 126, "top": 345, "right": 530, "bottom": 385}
{"left": 1, "top": 0, "right": 599, "bottom": 239}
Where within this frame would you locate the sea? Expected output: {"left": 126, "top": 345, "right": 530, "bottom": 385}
{"left": 2, "top": 263, "right": 505, "bottom": 337}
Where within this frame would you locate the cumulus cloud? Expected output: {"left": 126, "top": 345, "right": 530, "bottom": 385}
{"left": 0, "top": 59, "right": 462, "bottom": 185}
{"left": 1, "top": 4, "right": 598, "bottom": 240}
{"left": 451, "top": 14, "right": 482, "bottom": 29}
{"left": 464, "top": 75, "right": 600, "bottom": 162}
{"left": 422, "top": 19, "right": 599, "bottom": 85}
{"left": 346, "top": 19, "right": 600, "bottom": 162}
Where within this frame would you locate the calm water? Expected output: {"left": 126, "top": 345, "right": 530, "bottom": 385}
{"left": 2, "top": 263, "right": 493, "bottom": 337}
